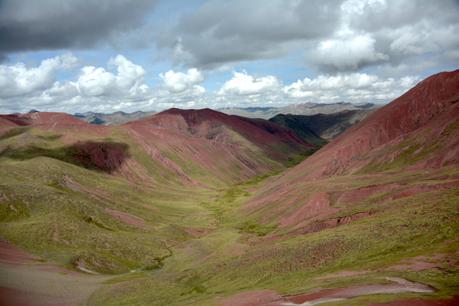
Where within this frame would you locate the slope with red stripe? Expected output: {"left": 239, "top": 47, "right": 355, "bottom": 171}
{"left": 245, "top": 69, "right": 459, "bottom": 229}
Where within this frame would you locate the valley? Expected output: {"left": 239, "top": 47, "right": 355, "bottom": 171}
{"left": 0, "top": 71, "right": 458, "bottom": 306}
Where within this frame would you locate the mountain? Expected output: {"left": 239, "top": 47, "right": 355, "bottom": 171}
{"left": 216, "top": 70, "right": 458, "bottom": 305}
{"left": 219, "top": 102, "right": 377, "bottom": 119}
{"left": 124, "top": 108, "right": 313, "bottom": 184}
{"left": 74, "top": 110, "right": 156, "bottom": 125}
{"left": 269, "top": 108, "right": 375, "bottom": 144}
{"left": 0, "top": 71, "right": 458, "bottom": 306}
{"left": 268, "top": 114, "right": 326, "bottom": 146}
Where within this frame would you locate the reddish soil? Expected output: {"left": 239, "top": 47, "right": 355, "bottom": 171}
{"left": 72, "top": 141, "right": 129, "bottom": 173}
{"left": 385, "top": 253, "right": 459, "bottom": 272}
{"left": 279, "top": 193, "right": 338, "bottom": 228}
{"left": 377, "top": 180, "right": 459, "bottom": 203}
{"left": 104, "top": 208, "right": 146, "bottom": 229}
{"left": 316, "top": 270, "right": 370, "bottom": 280}
{"left": 217, "top": 289, "right": 281, "bottom": 306}
{"left": 183, "top": 227, "right": 212, "bottom": 238}
{"left": 282, "top": 277, "right": 434, "bottom": 305}
{"left": 0, "top": 287, "right": 71, "bottom": 306}
{"left": 336, "top": 183, "right": 400, "bottom": 205}
{"left": 283, "top": 211, "right": 372, "bottom": 238}
{"left": 0, "top": 239, "right": 38, "bottom": 265}
{"left": 0, "top": 114, "right": 32, "bottom": 126}
{"left": 371, "top": 295, "right": 459, "bottom": 306}
{"left": 23, "top": 112, "right": 87, "bottom": 127}
{"left": 218, "top": 278, "right": 436, "bottom": 306}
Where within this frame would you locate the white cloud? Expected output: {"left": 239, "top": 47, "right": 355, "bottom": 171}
{"left": 283, "top": 73, "right": 420, "bottom": 103}
{"left": 218, "top": 71, "right": 280, "bottom": 96}
{"left": 77, "top": 55, "right": 146, "bottom": 97}
{"left": 0, "top": 54, "right": 77, "bottom": 98}
{"left": 0, "top": 53, "right": 425, "bottom": 114}
{"left": 310, "top": 33, "right": 388, "bottom": 71}
{"left": 159, "top": 68, "right": 204, "bottom": 93}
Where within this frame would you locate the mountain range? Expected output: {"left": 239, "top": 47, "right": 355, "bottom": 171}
{"left": 72, "top": 102, "right": 377, "bottom": 126}
{"left": 0, "top": 70, "right": 458, "bottom": 306}
{"left": 219, "top": 101, "right": 377, "bottom": 119}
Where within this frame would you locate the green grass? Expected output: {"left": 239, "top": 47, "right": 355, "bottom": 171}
{"left": 85, "top": 170, "right": 459, "bottom": 305}
{"left": 1, "top": 125, "right": 458, "bottom": 306}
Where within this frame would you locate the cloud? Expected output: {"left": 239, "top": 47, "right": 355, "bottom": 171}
{"left": 0, "top": 54, "right": 211, "bottom": 113}
{"left": 0, "top": 54, "right": 78, "bottom": 98}
{"left": 160, "top": 68, "right": 204, "bottom": 93}
{"left": 282, "top": 73, "right": 420, "bottom": 102}
{"left": 77, "top": 55, "right": 147, "bottom": 97}
{"left": 0, "top": 0, "right": 156, "bottom": 57}
{"left": 155, "top": 0, "right": 458, "bottom": 75}
{"left": 158, "top": 0, "right": 343, "bottom": 68}
{"left": 309, "top": 33, "right": 388, "bottom": 71}
{"left": 218, "top": 71, "right": 280, "bottom": 96}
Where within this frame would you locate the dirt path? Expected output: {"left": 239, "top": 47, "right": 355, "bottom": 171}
{"left": 0, "top": 239, "right": 110, "bottom": 306}
{"left": 281, "top": 277, "right": 434, "bottom": 305}
{"left": 218, "top": 277, "right": 435, "bottom": 306}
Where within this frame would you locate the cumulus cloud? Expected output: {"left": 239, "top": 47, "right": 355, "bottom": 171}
{"left": 218, "top": 71, "right": 280, "bottom": 96}
{"left": 0, "top": 54, "right": 211, "bottom": 113}
{"left": 0, "top": 0, "right": 156, "bottom": 57}
{"left": 0, "top": 54, "right": 78, "bottom": 98}
{"left": 282, "top": 73, "right": 420, "bottom": 102}
{"left": 309, "top": 33, "right": 388, "bottom": 71}
{"left": 160, "top": 68, "right": 204, "bottom": 93}
{"left": 77, "top": 55, "right": 147, "bottom": 97}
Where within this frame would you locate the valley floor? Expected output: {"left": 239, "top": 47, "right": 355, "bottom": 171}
{"left": 1, "top": 165, "right": 458, "bottom": 306}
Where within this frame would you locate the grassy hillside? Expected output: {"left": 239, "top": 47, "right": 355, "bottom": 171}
{"left": 0, "top": 83, "right": 458, "bottom": 306}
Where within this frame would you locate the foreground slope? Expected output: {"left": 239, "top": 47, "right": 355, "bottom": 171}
{"left": 0, "top": 107, "right": 313, "bottom": 305}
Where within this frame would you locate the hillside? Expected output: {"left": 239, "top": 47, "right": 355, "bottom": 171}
{"left": 0, "top": 71, "right": 458, "bottom": 306}
{"left": 269, "top": 108, "right": 375, "bottom": 142}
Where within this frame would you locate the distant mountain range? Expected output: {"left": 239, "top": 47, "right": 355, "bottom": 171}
{"left": 71, "top": 102, "right": 377, "bottom": 126}
{"left": 219, "top": 102, "right": 377, "bottom": 119}
{"left": 74, "top": 110, "right": 156, "bottom": 125}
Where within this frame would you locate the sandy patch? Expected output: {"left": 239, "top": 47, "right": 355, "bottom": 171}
{"left": 315, "top": 270, "right": 370, "bottom": 280}
{"left": 0, "top": 239, "right": 38, "bottom": 265}
{"left": 371, "top": 295, "right": 459, "bottom": 305}
{"left": 218, "top": 290, "right": 282, "bottom": 306}
{"left": 282, "top": 277, "right": 434, "bottom": 305}
{"left": 279, "top": 193, "right": 338, "bottom": 228}
{"left": 104, "top": 208, "right": 146, "bottom": 229}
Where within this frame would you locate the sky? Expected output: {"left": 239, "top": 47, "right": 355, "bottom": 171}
{"left": 0, "top": 0, "right": 458, "bottom": 114}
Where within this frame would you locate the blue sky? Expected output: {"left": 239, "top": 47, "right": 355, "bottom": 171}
{"left": 0, "top": 0, "right": 458, "bottom": 113}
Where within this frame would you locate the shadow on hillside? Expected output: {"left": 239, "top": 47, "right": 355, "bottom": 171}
{"left": 0, "top": 141, "right": 130, "bottom": 173}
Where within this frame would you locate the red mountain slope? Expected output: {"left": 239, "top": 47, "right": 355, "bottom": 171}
{"left": 286, "top": 69, "right": 459, "bottom": 179}
{"left": 244, "top": 69, "right": 459, "bottom": 230}
{"left": 124, "top": 108, "right": 313, "bottom": 185}
{"left": 152, "top": 108, "right": 310, "bottom": 158}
